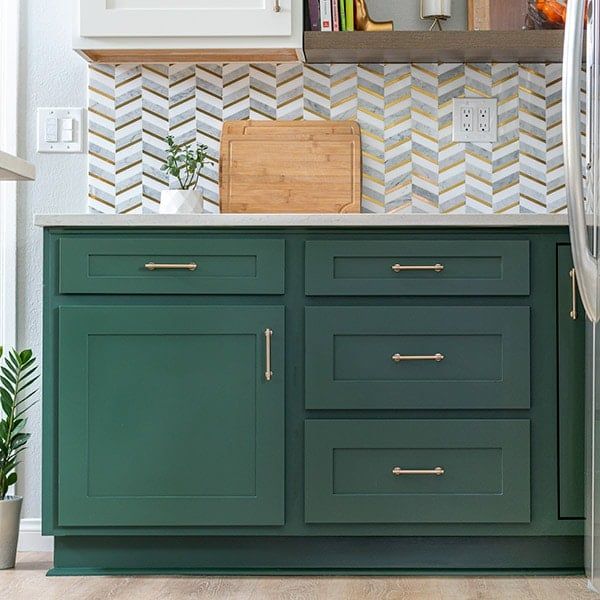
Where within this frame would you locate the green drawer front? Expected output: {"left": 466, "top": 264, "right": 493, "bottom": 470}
{"left": 59, "top": 235, "right": 285, "bottom": 294}
{"left": 305, "top": 419, "right": 531, "bottom": 524}
{"left": 305, "top": 306, "right": 530, "bottom": 410}
{"left": 305, "top": 240, "right": 530, "bottom": 296}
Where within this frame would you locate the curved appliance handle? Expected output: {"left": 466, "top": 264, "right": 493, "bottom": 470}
{"left": 563, "top": 0, "right": 598, "bottom": 322}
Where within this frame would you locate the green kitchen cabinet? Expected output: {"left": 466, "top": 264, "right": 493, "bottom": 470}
{"left": 41, "top": 227, "right": 586, "bottom": 574}
{"left": 557, "top": 244, "right": 586, "bottom": 520}
{"left": 57, "top": 305, "right": 285, "bottom": 527}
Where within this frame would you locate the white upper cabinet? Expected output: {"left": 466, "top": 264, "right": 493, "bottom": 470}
{"left": 75, "top": 0, "right": 302, "bottom": 62}
{"left": 80, "top": 0, "right": 292, "bottom": 38}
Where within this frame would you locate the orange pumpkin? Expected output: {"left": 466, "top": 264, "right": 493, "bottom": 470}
{"left": 535, "top": 0, "right": 567, "bottom": 25}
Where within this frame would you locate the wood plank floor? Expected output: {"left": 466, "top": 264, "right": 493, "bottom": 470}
{"left": 0, "top": 553, "right": 595, "bottom": 600}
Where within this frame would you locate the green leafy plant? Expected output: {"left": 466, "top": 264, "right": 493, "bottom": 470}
{"left": 160, "top": 135, "right": 213, "bottom": 191}
{"left": 0, "top": 348, "right": 38, "bottom": 500}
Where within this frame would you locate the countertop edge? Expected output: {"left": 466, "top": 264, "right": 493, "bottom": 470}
{"left": 34, "top": 214, "right": 571, "bottom": 228}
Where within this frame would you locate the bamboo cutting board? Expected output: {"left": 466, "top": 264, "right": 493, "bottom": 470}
{"left": 220, "top": 121, "right": 362, "bottom": 213}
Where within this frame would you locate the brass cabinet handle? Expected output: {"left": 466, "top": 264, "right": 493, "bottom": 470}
{"left": 570, "top": 268, "right": 578, "bottom": 320}
{"left": 392, "top": 467, "right": 445, "bottom": 476}
{"left": 273, "top": 0, "right": 281, "bottom": 12}
{"left": 264, "top": 329, "right": 273, "bottom": 382}
{"left": 392, "top": 353, "right": 444, "bottom": 363}
{"left": 145, "top": 262, "right": 197, "bottom": 271}
{"left": 391, "top": 263, "right": 444, "bottom": 273}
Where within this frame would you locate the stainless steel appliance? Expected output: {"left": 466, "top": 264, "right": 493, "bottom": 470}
{"left": 564, "top": 0, "right": 600, "bottom": 590}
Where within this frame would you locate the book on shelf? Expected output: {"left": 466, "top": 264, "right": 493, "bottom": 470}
{"left": 307, "top": 0, "right": 354, "bottom": 32}
{"left": 308, "top": 0, "right": 320, "bottom": 31}
{"left": 345, "top": 0, "right": 354, "bottom": 31}
{"left": 332, "top": 0, "right": 340, "bottom": 31}
{"left": 319, "top": 0, "right": 333, "bottom": 31}
{"left": 339, "top": 0, "right": 346, "bottom": 30}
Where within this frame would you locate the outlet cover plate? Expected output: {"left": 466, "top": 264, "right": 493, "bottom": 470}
{"left": 452, "top": 98, "right": 498, "bottom": 143}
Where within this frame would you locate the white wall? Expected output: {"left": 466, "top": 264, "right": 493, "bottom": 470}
{"left": 16, "top": 0, "right": 88, "bottom": 533}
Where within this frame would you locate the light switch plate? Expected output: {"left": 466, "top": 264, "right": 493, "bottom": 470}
{"left": 452, "top": 98, "right": 498, "bottom": 143}
{"left": 37, "top": 108, "right": 85, "bottom": 153}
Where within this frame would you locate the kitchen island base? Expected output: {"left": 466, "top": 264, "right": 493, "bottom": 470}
{"left": 49, "top": 536, "right": 583, "bottom": 575}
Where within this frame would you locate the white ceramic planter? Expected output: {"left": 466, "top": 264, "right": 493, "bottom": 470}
{"left": 159, "top": 190, "right": 204, "bottom": 215}
{"left": 0, "top": 496, "right": 22, "bottom": 569}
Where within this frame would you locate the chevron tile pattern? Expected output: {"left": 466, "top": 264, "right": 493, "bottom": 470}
{"left": 89, "top": 62, "right": 580, "bottom": 214}
{"left": 141, "top": 65, "right": 169, "bottom": 212}
{"left": 89, "top": 65, "right": 116, "bottom": 213}
{"left": 493, "top": 63, "right": 520, "bottom": 213}
{"left": 384, "top": 64, "right": 412, "bottom": 213}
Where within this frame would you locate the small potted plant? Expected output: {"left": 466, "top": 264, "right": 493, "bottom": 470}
{"left": 160, "top": 135, "right": 213, "bottom": 214}
{"left": 0, "top": 347, "right": 37, "bottom": 570}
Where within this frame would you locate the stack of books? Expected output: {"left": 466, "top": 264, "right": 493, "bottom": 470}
{"left": 308, "top": 0, "right": 356, "bottom": 31}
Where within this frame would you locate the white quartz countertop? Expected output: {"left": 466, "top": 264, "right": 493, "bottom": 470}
{"left": 34, "top": 213, "right": 570, "bottom": 228}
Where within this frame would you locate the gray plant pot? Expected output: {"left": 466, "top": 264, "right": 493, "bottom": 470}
{"left": 0, "top": 496, "right": 22, "bottom": 569}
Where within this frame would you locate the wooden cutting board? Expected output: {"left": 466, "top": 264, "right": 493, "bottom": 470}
{"left": 220, "top": 121, "right": 362, "bottom": 213}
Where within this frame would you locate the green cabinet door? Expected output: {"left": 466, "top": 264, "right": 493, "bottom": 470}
{"left": 57, "top": 306, "right": 285, "bottom": 527}
{"left": 557, "top": 245, "right": 585, "bottom": 519}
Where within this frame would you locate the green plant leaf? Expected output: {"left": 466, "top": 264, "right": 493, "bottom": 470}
{"left": 19, "top": 349, "right": 33, "bottom": 364}
{"left": 8, "top": 349, "right": 20, "bottom": 368}
{"left": 0, "top": 386, "right": 12, "bottom": 403}
{"left": 6, "top": 472, "right": 16, "bottom": 487}
{"left": 1, "top": 366, "right": 16, "bottom": 384}
{"left": 0, "top": 377, "right": 14, "bottom": 395}
{"left": 1, "top": 395, "right": 12, "bottom": 417}
{"left": 18, "top": 375, "right": 40, "bottom": 394}
{"left": 16, "top": 390, "right": 37, "bottom": 407}
{"left": 10, "top": 418, "right": 26, "bottom": 438}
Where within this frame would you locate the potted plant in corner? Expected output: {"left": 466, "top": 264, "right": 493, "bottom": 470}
{"left": 0, "top": 347, "right": 38, "bottom": 569}
{"left": 160, "top": 135, "right": 213, "bottom": 214}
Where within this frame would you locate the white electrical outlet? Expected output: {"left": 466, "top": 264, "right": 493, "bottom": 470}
{"left": 452, "top": 98, "right": 498, "bottom": 143}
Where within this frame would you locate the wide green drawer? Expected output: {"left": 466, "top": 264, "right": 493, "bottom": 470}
{"left": 305, "top": 306, "right": 530, "bottom": 410}
{"left": 59, "top": 235, "right": 285, "bottom": 294}
{"left": 305, "top": 240, "right": 530, "bottom": 296}
{"left": 305, "top": 419, "right": 531, "bottom": 524}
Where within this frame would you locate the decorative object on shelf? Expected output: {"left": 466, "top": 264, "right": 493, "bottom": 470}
{"left": 0, "top": 348, "right": 38, "bottom": 570}
{"left": 525, "top": 0, "right": 567, "bottom": 29}
{"left": 421, "top": 0, "right": 452, "bottom": 31}
{"left": 354, "top": 0, "right": 393, "bottom": 31}
{"left": 467, "top": 0, "right": 529, "bottom": 30}
{"left": 159, "top": 135, "right": 212, "bottom": 215}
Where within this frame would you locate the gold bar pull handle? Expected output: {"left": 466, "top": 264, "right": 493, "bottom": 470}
{"left": 273, "top": 0, "right": 281, "bottom": 12}
{"left": 145, "top": 262, "right": 197, "bottom": 271}
{"left": 391, "top": 263, "right": 444, "bottom": 273}
{"left": 264, "top": 329, "right": 273, "bottom": 382}
{"left": 392, "top": 353, "right": 444, "bottom": 363}
{"left": 392, "top": 467, "right": 445, "bottom": 477}
{"left": 570, "top": 268, "right": 578, "bottom": 320}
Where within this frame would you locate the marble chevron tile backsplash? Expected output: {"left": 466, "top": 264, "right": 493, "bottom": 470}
{"left": 88, "top": 62, "right": 580, "bottom": 215}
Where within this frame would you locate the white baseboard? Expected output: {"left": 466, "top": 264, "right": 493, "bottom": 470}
{"left": 17, "top": 518, "right": 53, "bottom": 553}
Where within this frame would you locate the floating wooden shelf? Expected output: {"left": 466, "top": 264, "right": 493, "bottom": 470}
{"left": 304, "top": 30, "right": 566, "bottom": 64}
{"left": 77, "top": 48, "right": 302, "bottom": 64}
